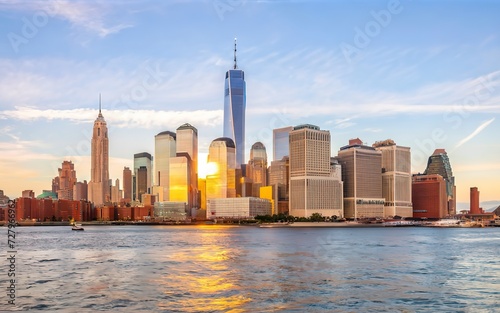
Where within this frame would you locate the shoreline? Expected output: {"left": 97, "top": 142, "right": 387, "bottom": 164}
{"left": 2, "top": 220, "right": 496, "bottom": 228}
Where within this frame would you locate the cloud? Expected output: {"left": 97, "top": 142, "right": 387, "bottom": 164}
{"left": 0, "top": 0, "right": 133, "bottom": 37}
{"left": 0, "top": 107, "right": 223, "bottom": 129}
{"left": 454, "top": 118, "right": 495, "bottom": 149}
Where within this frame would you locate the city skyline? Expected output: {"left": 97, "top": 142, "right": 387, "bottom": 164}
{"left": 1, "top": 1, "right": 500, "bottom": 209}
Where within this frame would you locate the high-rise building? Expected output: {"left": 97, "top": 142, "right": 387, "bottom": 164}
{"left": 273, "top": 126, "right": 293, "bottom": 161}
{"left": 136, "top": 166, "right": 148, "bottom": 202}
{"left": 470, "top": 187, "right": 480, "bottom": 214}
{"left": 22, "top": 190, "right": 35, "bottom": 198}
{"left": 424, "top": 149, "right": 456, "bottom": 215}
{"left": 373, "top": 139, "right": 412, "bottom": 217}
{"left": 337, "top": 138, "right": 384, "bottom": 219}
{"left": 169, "top": 153, "right": 192, "bottom": 208}
{"left": 289, "top": 124, "right": 343, "bottom": 218}
{"left": 73, "top": 180, "right": 87, "bottom": 201}
{"left": 268, "top": 156, "right": 290, "bottom": 214}
{"left": 175, "top": 123, "right": 199, "bottom": 209}
{"left": 223, "top": 39, "right": 246, "bottom": 167}
{"left": 88, "top": 99, "right": 110, "bottom": 207}
{"left": 111, "top": 179, "right": 122, "bottom": 204}
{"left": 57, "top": 160, "right": 77, "bottom": 200}
{"left": 412, "top": 174, "right": 448, "bottom": 219}
{"left": 133, "top": 152, "right": 152, "bottom": 202}
{"left": 154, "top": 131, "right": 176, "bottom": 201}
{"left": 247, "top": 142, "right": 268, "bottom": 197}
{"left": 123, "top": 167, "right": 132, "bottom": 203}
{"left": 206, "top": 137, "right": 237, "bottom": 201}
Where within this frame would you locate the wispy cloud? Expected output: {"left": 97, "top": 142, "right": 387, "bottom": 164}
{"left": 0, "top": 0, "right": 133, "bottom": 37}
{"left": 454, "top": 118, "right": 495, "bottom": 149}
{"left": 0, "top": 107, "right": 223, "bottom": 129}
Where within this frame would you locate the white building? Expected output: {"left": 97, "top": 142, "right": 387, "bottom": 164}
{"left": 206, "top": 197, "right": 272, "bottom": 219}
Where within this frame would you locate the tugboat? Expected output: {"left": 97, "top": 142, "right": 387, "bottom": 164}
{"left": 70, "top": 218, "right": 84, "bottom": 231}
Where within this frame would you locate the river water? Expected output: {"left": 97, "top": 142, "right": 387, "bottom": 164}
{"left": 1, "top": 225, "right": 499, "bottom": 312}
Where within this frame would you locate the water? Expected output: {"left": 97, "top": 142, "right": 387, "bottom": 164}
{"left": 1, "top": 225, "right": 499, "bottom": 312}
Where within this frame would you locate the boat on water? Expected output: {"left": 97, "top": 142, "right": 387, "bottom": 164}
{"left": 72, "top": 224, "right": 84, "bottom": 231}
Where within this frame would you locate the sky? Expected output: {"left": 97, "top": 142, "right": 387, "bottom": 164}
{"left": 1, "top": 0, "right": 499, "bottom": 210}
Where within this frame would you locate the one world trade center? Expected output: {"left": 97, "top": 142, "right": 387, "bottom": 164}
{"left": 223, "top": 38, "right": 246, "bottom": 168}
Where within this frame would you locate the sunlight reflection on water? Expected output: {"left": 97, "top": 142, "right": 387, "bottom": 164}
{"left": 3, "top": 225, "right": 499, "bottom": 312}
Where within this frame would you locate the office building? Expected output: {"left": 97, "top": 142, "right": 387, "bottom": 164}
{"left": 57, "top": 160, "right": 77, "bottom": 200}
{"left": 206, "top": 137, "right": 237, "bottom": 201}
{"left": 273, "top": 126, "right": 293, "bottom": 161}
{"left": 373, "top": 139, "right": 412, "bottom": 217}
{"left": 133, "top": 152, "right": 152, "bottom": 202}
{"left": 247, "top": 142, "right": 268, "bottom": 197}
{"left": 223, "top": 39, "right": 246, "bottom": 167}
{"left": 412, "top": 174, "right": 448, "bottom": 219}
{"left": 337, "top": 138, "right": 384, "bottom": 218}
{"left": 154, "top": 131, "right": 176, "bottom": 201}
{"left": 123, "top": 167, "right": 132, "bottom": 203}
{"left": 175, "top": 123, "right": 199, "bottom": 210}
{"left": 424, "top": 149, "right": 456, "bottom": 215}
{"left": 289, "top": 124, "right": 343, "bottom": 218}
{"left": 207, "top": 197, "right": 271, "bottom": 219}
{"left": 88, "top": 98, "right": 110, "bottom": 207}
{"left": 73, "top": 181, "right": 87, "bottom": 201}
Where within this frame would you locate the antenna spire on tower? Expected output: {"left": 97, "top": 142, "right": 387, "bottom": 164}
{"left": 233, "top": 37, "right": 237, "bottom": 69}
{"left": 98, "top": 93, "right": 102, "bottom": 116}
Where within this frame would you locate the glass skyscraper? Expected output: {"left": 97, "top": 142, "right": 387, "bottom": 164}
{"left": 223, "top": 39, "right": 246, "bottom": 168}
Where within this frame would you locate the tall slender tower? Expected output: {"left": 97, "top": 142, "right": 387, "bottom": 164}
{"left": 88, "top": 95, "right": 109, "bottom": 207}
{"left": 223, "top": 38, "right": 246, "bottom": 168}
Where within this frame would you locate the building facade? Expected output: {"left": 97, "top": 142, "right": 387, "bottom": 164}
{"left": 88, "top": 103, "right": 110, "bottom": 207}
{"left": 470, "top": 187, "right": 480, "bottom": 214}
{"left": 57, "top": 160, "right": 77, "bottom": 200}
{"left": 247, "top": 142, "right": 268, "bottom": 197}
{"left": 337, "top": 138, "right": 384, "bottom": 219}
{"left": 273, "top": 126, "right": 293, "bottom": 161}
{"left": 206, "top": 197, "right": 271, "bottom": 219}
{"left": 133, "top": 152, "right": 152, "bottom": 202}
{"left": 289, "top": 124, "right": 343, "bottom": 218}
{"left": 154, "top": 131, "right": 176, "bottom": 201}
{"left": 206, "top": 137, "right": 237, "bottom": 201}
{"left": 223, "top": 39, "right": 246, "bottom": 167}
{"left": 123, "top": 167, "right": 132, "bottom": 203}
{"left": 373, "top": 140, "right": 413, "bottom": 217}
{"left": 412, "top": 174, "right": 448, "bottom": 219}
{"left": 424, "top": 149, "right": 456, "bottom": 215}
{"left": 175, "top": 123, "right": 199, "bottom": 210}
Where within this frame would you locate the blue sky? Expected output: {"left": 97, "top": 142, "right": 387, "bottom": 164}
{"left": 1, "top": 0, "right": 499, "bottom": 210}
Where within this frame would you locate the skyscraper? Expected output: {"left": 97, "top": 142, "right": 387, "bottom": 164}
{"left": 154, "top": 131, "right": 176, "bottom": 201}
{"left": 57, "top": 160, "right": 77, "bottom": 200}
{"left": 223, "top": 39, "right": 246, "bottom": 167}
{"left": 167, "top": 123, "right": 199, "bottom": 210}
{"left": 373, "top": 139, "right": 413, "bottom": 217}
{"left": 247, "top": 142, "right": 268, "bottom": 197}
{"left": 273, "top": 126, "right": 293, "bottom": 161}
{"left": 88, "top": 98, "right": 109, "bottom": 207}
{"left": 289, "top": 124, "right": 343, "bottom": 218}
{"left": 423, "top": 149, "right": 456, "bottom": 215}
{"left": 206, "top": 137, "right": 237, "bottom": 201}
{"left": 123, "top": 167, "right": 132, "bottom": 203}
{"left": 133, "top": 152, "right": 152, "bottom": 202}
{"left": 337, "top": 138, "right": 384, "bottom": 219}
